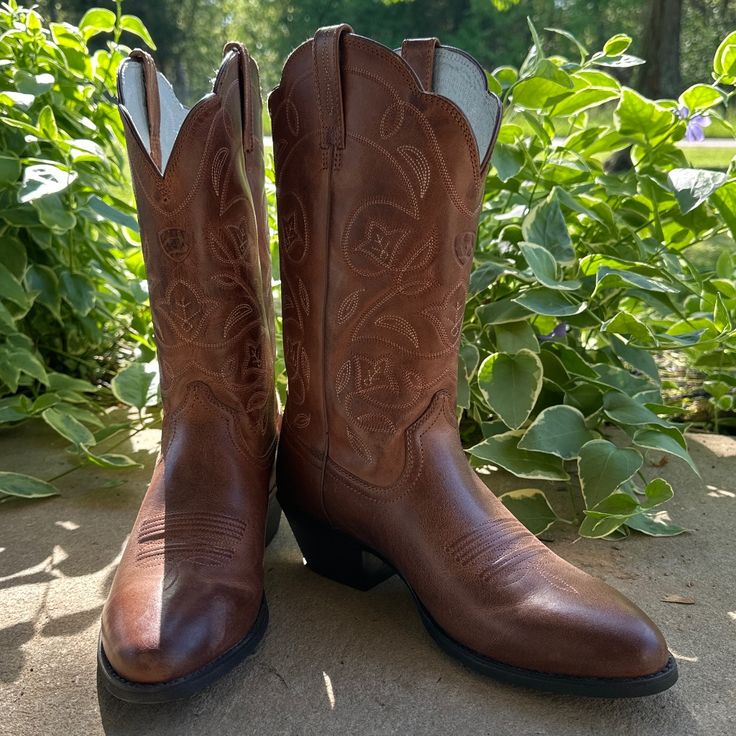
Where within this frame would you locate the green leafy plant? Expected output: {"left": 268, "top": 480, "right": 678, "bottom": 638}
{"left": 459, "top": 22, "right": 736, "bottom": 539}
{"left": 0, "top": 1, "right": 158, "bottom": 500}
{"left": 4, "top": 2, "right": 736, "bottom": 547}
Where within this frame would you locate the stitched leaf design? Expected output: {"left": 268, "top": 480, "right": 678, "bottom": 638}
{"left": 337, "top": 288, "right": 364, "bottom": 325}
{"left": 297, "top": 277, "right": 310, "bottom": 315}
{"left": 356, "top": 412, "right": 397, "bottom": 434}
{"left": 398, "top": 278, "right": 434, "bottom": 296}
{"left": 285, "top": 99, "right": 300, "bottom": 136}
{"left": 347, "top": 426, "right": 374, "bottom": 463}
{"left": 375, "top": 314, "right": 419, "bottom": 348}
{"left": 223, "top": 302, "right": 254, "bottom": 338}
{"left": 401, "top": 233, "right": 437, "bottom": 271}
{"left": 379, "top": 101, "right": 406, "bottom": 139}
{"left": 335, "top": 360, "right": 352, "bottom": 394}
{"left": 398, "top": 144, "right": 431, "bottom": 198}
{"left": 211, "top": 147, "right": 229, "bottom": 195}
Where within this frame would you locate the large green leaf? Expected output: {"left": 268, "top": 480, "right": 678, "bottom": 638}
{"left": 84, "top": 450, "right": 141, "bottom": 469}
{"left": 59, "top": 271, "right": 95, "bottom": 316}
{"left": 0, "top": 262, "right": 30, "bottom": 308}
{"left": 640, "top": 478, "right": 674, "bottom": 509}
{"left": 547, "top": 343, "right": 598, "bottom": 378}
{"left": 87, "top": 196, "right": 139, "bottom": 231}
{"left": 603, "top": 392, "right": 670, "bottom": 428}
{"left": 492, "top": 143, "right": 524, "bottom": 182}
{"left": 595, "top": 266, "right": 678, "bottom": 294}
{"left": 499, "top": 489, "right": 558, "bottom": 535}
{"left": 0, "top": 472, "right": 58, "bottom": 499}
{"left": 578, "top": 439, "right": 642, "bottom": 508}
{"left": 609, "top": 335, "right": 660, "bottom": 382}
{"left": 679, "top": 84, "right": 723, "bottom": 112}
{"left": 14, "top": 70, "right": 54, "bottom": 95}
{"left": 120, "top": 14, "right": 157, "bottom": 49}
{"left": 0, "top": 154, "right": 21, "bottom": 183}
{"left": 579, "top": 492, "right": 639, "bottom": 538}
{"left": 521, "top": 196, "right": 575, "bottom": 263}
{"left": 26, "top": 264, "right": 61, "bottom": 318}
{"left": 478, "top": 349, "right": 543, "bottom": 429}
{"left": 625, "top": 509, "right": 687, "bottom": 537}
{"left": 78, "top": 8, "right": 116, "bottom": 38}
{"left": 632, "top": 429, "right": 699, "bottom": 476}
{"left": 111, "top": 362, "right": 157, "bottom": 409}
{"left": 666, "top": 168, "right": 727, "bottom": 214}
{"left": 42, "top": 406, "right": 96, "bottom": 447}
{"left": 33, "top": 194, "right": 77, "bottom": 232}
{"left": 519, "top": 405, "right": 595, "bottom": 459}
{"left": 603, "top": 34, "right": 632, "bottom": 56}
{"left": 6, "top": 348, "right": 48, "bottom": 385}
{"left": 614, "top": 87, "right": 676, "bottom": 143}
{"left": 476, "top": 299, "right": 531, "bottom": 325}
{"left": 18, "top": 164, "right": 77, "bottom": 203}
{"left": 714, "top": 30, "right": 736, "bottom": 83}
{"left": 513, "top": 59, "right": 573, "bottom": 108}
{"left": 494, "top": 320, "right": 539, "bottom": 353}
{"left": 470, "top": 431, "right": 569, "bottom": 480}
{"left": 513, "top": 287, "right": 587, "bottom": 316}
{"left": 520, "top": 241, "right": 580, "bottom": 290}
{"left": 601, "top": 312, "right": 654, "bottom": 343}
{"left": 47, "top": 372, "right": 98, "bottom": 393}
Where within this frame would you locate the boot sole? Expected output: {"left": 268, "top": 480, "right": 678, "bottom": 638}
{"left": 280, "top": 498, "right": 679, "bottom": 698}
{"left": 98, "top": 494, "right": 282, "bottom": 703}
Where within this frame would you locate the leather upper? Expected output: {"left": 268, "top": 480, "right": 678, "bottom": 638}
{"left": 101, "top": 46, "right": 276, "bottom": 684}
{"left": 271, "top": 27, "right": 670, "bottom": 680}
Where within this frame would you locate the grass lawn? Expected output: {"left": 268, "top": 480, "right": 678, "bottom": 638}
{"left": 680, "top": 144, "right": 736, "bottom": 170}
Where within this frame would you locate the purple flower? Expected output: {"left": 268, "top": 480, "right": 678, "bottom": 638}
{"left": 539, "top": 322, "right": 568, "bottom": 342}
{"left": 678, "top": 106, "right": 711, "bottom": 143}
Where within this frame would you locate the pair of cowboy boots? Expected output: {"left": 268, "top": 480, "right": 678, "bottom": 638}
{"left": 99, "top": 26, "right": 678, "bottom": 703}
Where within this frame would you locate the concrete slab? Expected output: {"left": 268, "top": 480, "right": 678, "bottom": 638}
{"left": 1, "top": 419, "right": 734, "bottom": 735}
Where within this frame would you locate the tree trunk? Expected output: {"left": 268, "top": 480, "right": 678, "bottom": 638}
{"left": 638, "top": 0, "right": 683, "bottom": 98}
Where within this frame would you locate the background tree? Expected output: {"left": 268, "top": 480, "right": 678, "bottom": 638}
{"left": 638, "top": 0, "right": 683, "bottom": 98}
{"left": 36, "top": 0, "right": 732, "bottom": 109}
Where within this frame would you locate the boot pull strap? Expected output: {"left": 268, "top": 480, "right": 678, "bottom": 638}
{"left": 401, "top": 38, "right": 439, "bottom": 91}
{"left": 313, "top": 24, "right": 352, "bottom": 168}
{"left": 128, "top": 48, "right": 162, "bottom": 169}
{"left": 223, "top": 42, "right": 255, "bottom": 154}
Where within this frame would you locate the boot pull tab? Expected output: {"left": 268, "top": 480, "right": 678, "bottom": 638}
{"left": 128, "top": 48, "right": 162, "bottom": 170}
{"left": 223, "top": 42, "right": 255, "bottom": 154}
{"left": 401, "top": 38, "right": 439, "bottom": 92}
{"left": 313, "top": 24, "right": 352, "bottom": 169}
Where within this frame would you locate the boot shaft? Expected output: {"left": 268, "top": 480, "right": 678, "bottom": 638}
{"left": 118, "top": 47, "right": 276, "bottom": 461}
{"left": 270, "top": 26, "right": 501, "bottom": 485}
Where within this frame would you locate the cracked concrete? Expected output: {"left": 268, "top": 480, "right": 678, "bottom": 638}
{"left": 1, "top": 419, "right": 734, "bottom": 735}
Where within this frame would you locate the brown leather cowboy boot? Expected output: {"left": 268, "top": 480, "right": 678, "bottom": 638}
{"left": 98, "top": 45, "right": 279, "bottom": 703}
{"left": 270, "top": 26, "right": 677, "bottom": 697}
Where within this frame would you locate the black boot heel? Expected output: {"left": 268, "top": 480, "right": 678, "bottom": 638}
{"left": 265, "top": 492, "right": 282, "bottom": 546}
{"left": 280, "top": 502, "right": 395, "bottom": 591}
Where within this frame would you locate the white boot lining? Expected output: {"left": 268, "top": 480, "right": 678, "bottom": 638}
{"left": 119, "top": 43, "right": 500, "bottom": 172}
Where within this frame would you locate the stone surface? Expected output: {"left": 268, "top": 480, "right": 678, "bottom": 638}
{"left": 1, "top": 419, "right": 734, "bottom": 735}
